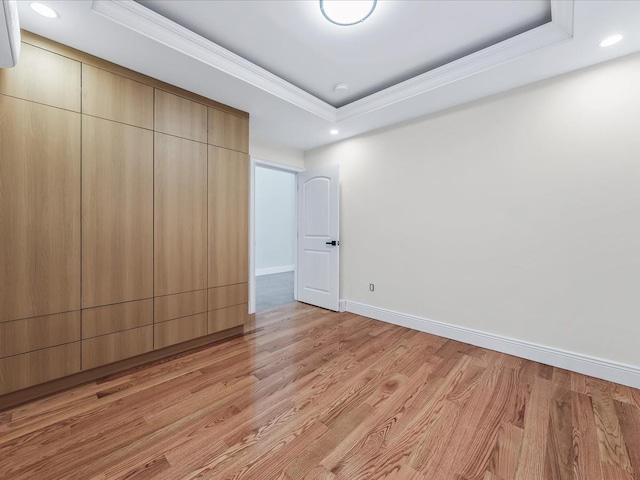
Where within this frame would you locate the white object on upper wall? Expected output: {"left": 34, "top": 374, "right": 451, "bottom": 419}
{"left": 0, "top": 0, "right": 20, "bottom": 67}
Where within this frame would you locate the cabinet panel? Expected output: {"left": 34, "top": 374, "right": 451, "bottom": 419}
{"left": 208, "top": 283, "right": 248, "bottom": 311}
{"left": 82, "top": 64, "right": 153, "bottom": 129}
{"left": 0, "top": 312, "right": 80, "bottom": 358}
{"left": 154, "top": 290, "right": 207, "bottom": 324}
{"left": 208, "top": 304, "right": 247, "bottom": 334}
{"left": 208, "top": 108, "right": 249, "bottom": 153}
{"left": 0, "top": 43, "right": 81, "bottom": 112}
{"left": 0, "top": 343, "right": 81, "bottom": 395}
{"left": 82, "top": 326, "right": 153, "bottom": 370}
{"left": 155, "top": 90, "right": 207, "bottom": 142}
{"left": 82, "top": 299, "right": 153, "bottom": 339}
{"left": 0, "top": 95, "right": 81, "bottom": 322}
{"left": 208, "top": 147, "right": 249, "bottom": 288}
{"left": 155, "top": 133, "right": 208, "bottom": 296}
{"left": 154, "top": 313, "right": 207, "bottom": 349}
{"left": 82, "top": 116, "right": 154, "bottom": 308}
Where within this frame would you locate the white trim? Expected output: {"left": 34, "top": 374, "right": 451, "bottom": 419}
{"left": 344, "top": 300, "right": 640, "bottom": 389}
{"left": 91, "top": 0, "right": 336, "bottom": 122}
{"left": 253, "top": 156, "right": 305, "bottom": 173}
{"left": 92, "top": 0, "right": 574, "bottom": 125}
{"left": 250, "top": 156, "right": 300, "bottom": 313}
{"left": 337, "top": 6, "right": 574, "bottom": 121}
{"left": 256, "top": 265, "right": 295, "bottom": 276}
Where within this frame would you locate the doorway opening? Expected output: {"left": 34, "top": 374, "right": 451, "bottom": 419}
{"left": 250, "top": 158, "right": 301, "bottom": 313}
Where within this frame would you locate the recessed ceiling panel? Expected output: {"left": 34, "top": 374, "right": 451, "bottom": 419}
{"left": 136, "top": 0, "right": 551, "bottom": 107}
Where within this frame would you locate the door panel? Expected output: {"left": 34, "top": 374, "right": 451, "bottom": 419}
{"left": 82, "top": 116, "right": 154, "bottom": 308}
{"left": 297, "top": 165, "right": 340, "bottom": 311}
{"left": 208, "top": 146, "right": 249, "bottom": 288}
{"left": 154, "top": 133, "right": 208, "bottom": 296}
{"left": 0, "top": 95, "right": 81, "bottom": 322}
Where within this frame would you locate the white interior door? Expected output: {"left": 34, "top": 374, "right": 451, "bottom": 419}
{"left": 297, "top": 165, "right": 340, "bottom": 311}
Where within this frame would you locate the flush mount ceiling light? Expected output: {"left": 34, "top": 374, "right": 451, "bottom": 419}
{"left": 599, "top": 34, "right": 623, "bottom": 47}
{"left": 320, "top": 0, "right": 377, "bottom": 26}
{"left": 330, "top": 129, "right": 339, "bottom": 135}
{"left": 30, "top": 2, "right": 59, "bottom": 19}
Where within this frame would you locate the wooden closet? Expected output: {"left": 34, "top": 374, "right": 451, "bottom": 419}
{"left": 0, "top": 33, "right": 249, "bottom": 400}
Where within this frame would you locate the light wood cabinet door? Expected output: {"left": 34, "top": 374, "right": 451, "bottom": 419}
{"left": 208, "top": 304, "right": 247, "bottom": 334}
{"left": 155, "top": 133, "right": 208, "bottom": 296}
{"left": 154, "top": 313, "right": 208, "bottom": 349}
{"left": 82, "top": 64, "right": 153, "bottom": 129}
{"left": 208, "top": 147, "right": 249, "bottom": 288}
{"left": 0, "top": 343, "right": 81, "bottom": 395}
{"left": 208, "top": 108, "right": 249, "bottom": 153}
{"left": 155, "top": 90, "right": 207, "bottom": 143}
{"left": 82, "top": 116, "right": 154, "bottom": 308}
{"left": 0, "top": 43, "right": 81, "bottom": 112}
{"left": 0, "top": 95, "right": 81, "bottom": 322}
{"left": 82, "top": 299, "right": 153, "bottom": 339}
{"left": 208, "top": 283, "right": 248, "bottom": 311}
{"left": 82, "top": 326, "right": 153, "bottom": 370}
{"left": 0, "top": 312, "right": 80, "bottom": 358}
{"left": 154, "top": 290, "right": 207, "bottom": 324}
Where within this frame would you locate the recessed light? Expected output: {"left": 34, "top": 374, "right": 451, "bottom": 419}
{"left": 334, "top": 83, "right": 349, "bottom": 95}
{"left": 600, "top": 34, "right": 623, "bottom": 47}
{"left": 330, "top": 129, "right": 339, "bottom": 135}
{"left": 320, "top": 0, "right": 377, "bottom": 26}
{"left": 30, "top": 2, "right": 59, "bottom": 19}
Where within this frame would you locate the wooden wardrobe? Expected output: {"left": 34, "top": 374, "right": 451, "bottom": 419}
{"left": 0, "top": 33, "right": 249, "bottom": 402}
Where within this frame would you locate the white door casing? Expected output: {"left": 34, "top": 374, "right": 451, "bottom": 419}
{"left": 297, "top": 164, "right": 340, "bottom": 311}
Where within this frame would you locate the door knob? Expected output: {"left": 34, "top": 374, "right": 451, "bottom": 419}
{"left": 325, "top": 240, "right": 340, "bottom": 246}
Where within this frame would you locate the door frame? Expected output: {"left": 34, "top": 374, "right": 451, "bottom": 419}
{"left": 249, "top": 156, "right": 304, "bottom": 314}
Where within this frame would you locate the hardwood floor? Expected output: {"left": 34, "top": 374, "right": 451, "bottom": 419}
{"left": 1, "top": 302, "right": 639, "bottom": 479}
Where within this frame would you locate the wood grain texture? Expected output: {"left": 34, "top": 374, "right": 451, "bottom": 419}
{"left": 82, "top": 64, "right": 153, "bottom": 129}
{"left": 0, "top": 326, "right": 242, "bottom": 411}
{"left": 81, "top": 326, "right": 153, "bottom": 370}
{"left": 0, "top": 95, "right": 81, "bottom": 322}
{"left": 21, "top": 31, "right": 248, "bottom": 119}
{"left": 153, "top": 313, "right": 208, "bottom": 349}
{"left": 208, "top": 283, "right": 248, "bottom": 311}
{"left": 208, "top": 107, "right": 249, "bottom": 153}
{"left": 81, "top": 116, "right": 154, "bottom": 308}
{"left": 154, "top": 290, "right": 207, "bottom": 324}
{"left": 0, "top": 42, "right": 80, "bottom": 112}
{"left": 208, "top": 304, "right": 247, "bottom": 334}
{"left": 154, "top": 133, "right": 208, "bottom": 296}
{"left": 0, "top": 343, "right": 80, "bottom": 395}
{"left": 208, "top": 146, "right": 249, "bottom": 288}
{"left": 81, "top": 299, "right": 153, "bottom": 339}
{"left": 154, "top": 89, "right": 207, "bottom": 142}
{"left": 0, "top": 312, "right": 80, "bottom": 358}
{"left": 2, "top": 304, "right": 639, "bottom": 478}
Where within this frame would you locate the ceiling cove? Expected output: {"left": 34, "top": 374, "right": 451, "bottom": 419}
{"left": 92, "top": 0, "right": 574, "bottom": 125}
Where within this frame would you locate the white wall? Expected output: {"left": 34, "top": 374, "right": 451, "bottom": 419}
{"left": 305, "top": 52, "right": 640, "bottom": 370}
{"left": 250, "top": 137, "right": 305, "bottom": 169}
{"left": 255, "top": 166, "right": 296, "bottom": 275}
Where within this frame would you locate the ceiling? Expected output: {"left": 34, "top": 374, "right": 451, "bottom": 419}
{"left": 15, "top": 0, "right": 640, "bottom": 151}
{"left": 135, "top": 0, "right": 551, "bottom": 107}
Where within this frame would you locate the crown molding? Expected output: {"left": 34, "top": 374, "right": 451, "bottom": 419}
{"left": 91, "top": 0, "right": 337, "bottom": 122}
{"left": 92, "top": 0, "right": 574, "bottom": 126}
{"left": 337, "top": 0, "right": 574, "bottom": 121}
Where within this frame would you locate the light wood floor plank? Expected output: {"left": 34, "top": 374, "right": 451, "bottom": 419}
{"left": 0, "top": 302, "right": 638, "bottom": 480}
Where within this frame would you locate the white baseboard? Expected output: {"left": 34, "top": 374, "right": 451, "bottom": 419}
{"left": 344, "top": 300, "right": 640, "bottom": 389}
{"left": 256, "top": 265, "right": 294, "bottom": 276}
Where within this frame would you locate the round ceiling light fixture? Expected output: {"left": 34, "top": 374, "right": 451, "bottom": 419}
{"left": 330, "top": 129, "right": 339, "bottom": 135}
{"left": 320, "top": 0, "right": 377, "bottom": 26}
{"left": 30, "top": 2, "right": 59, "bottom": 19}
